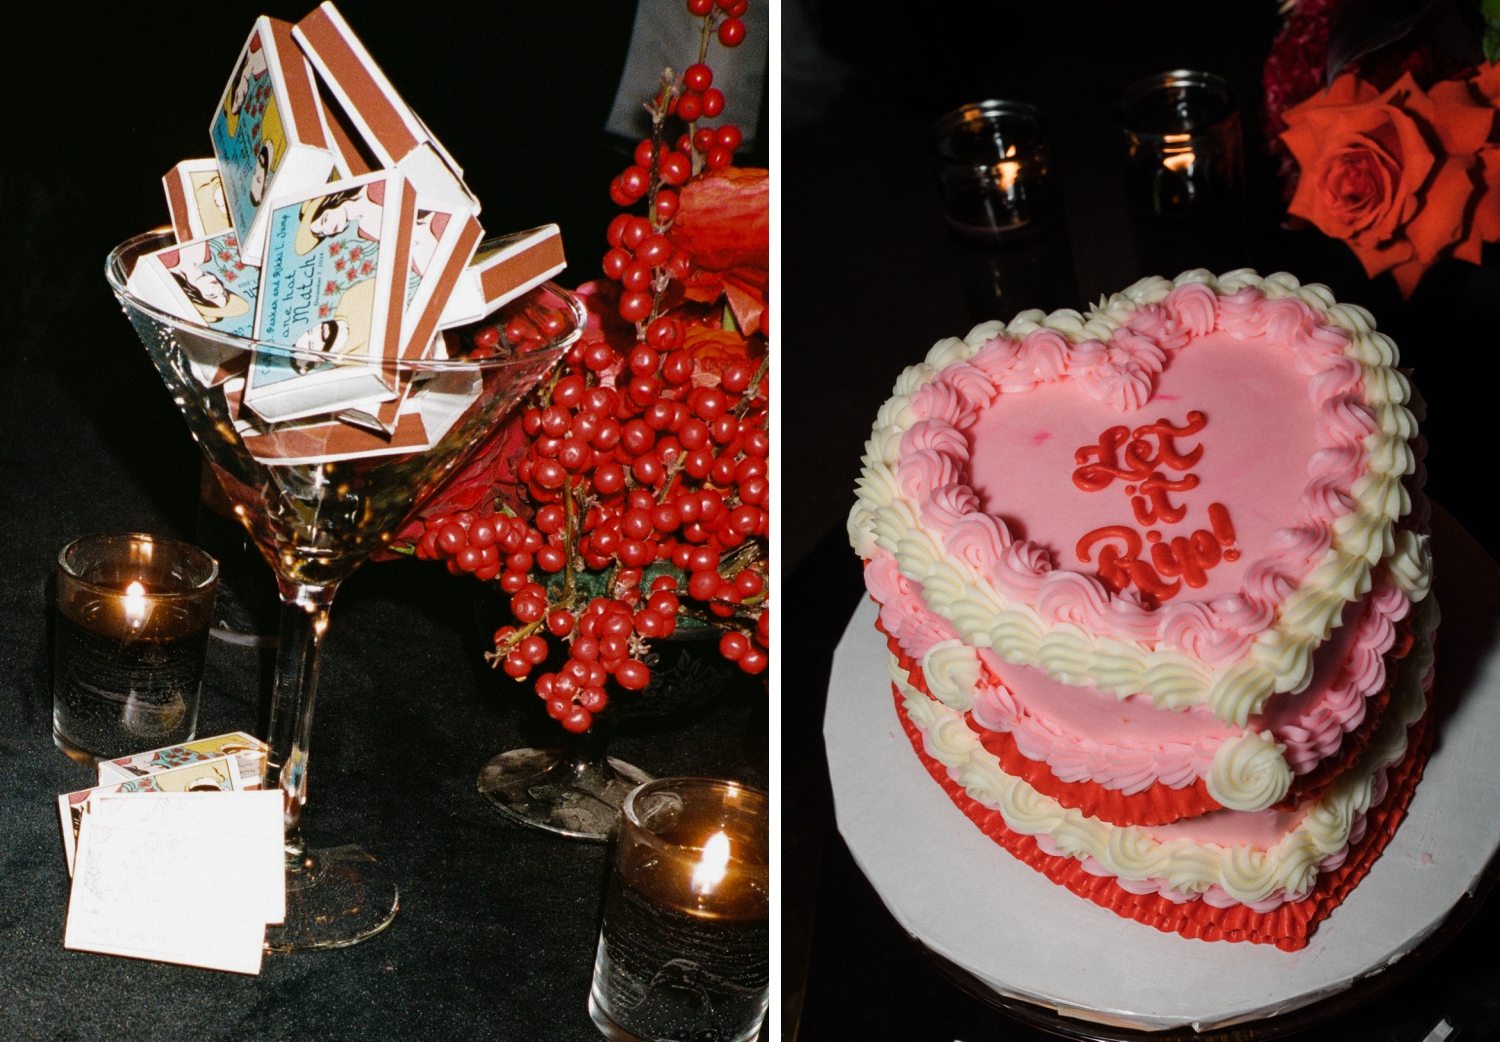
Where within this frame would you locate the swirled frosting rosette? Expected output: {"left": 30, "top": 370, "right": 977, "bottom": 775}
{"left": 850, "top": 269, "right": 1436, "bottom": 948}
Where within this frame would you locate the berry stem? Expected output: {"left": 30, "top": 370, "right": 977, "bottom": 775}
{"left": 563, "top": 476, "right": 582, "bottom": 593}
{"left": 690, "top": 12, "right": 717, "bottom": 177}
{"left": 732, "top": 358, "right": 769, "bottom": 420}
{"left": 697, "top": 7, "right": 716, "bottom": 65}
{"left": 486, "top": 616, "right": 546, "bottom": 664}
{"left": 640, "top": 72, "right": 677, "bottom": 340}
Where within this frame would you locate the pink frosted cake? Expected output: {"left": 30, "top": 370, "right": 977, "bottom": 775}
{"left": 848, "top": 270, "right": 1437, "bottom": 949}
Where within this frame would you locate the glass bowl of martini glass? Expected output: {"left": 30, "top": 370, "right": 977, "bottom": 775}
{"left": 106, "top": 228, "right": 583, "bottom": 952}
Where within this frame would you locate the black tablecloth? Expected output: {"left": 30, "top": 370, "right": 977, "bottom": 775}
{"left": 0, "top": 361, "right": 767, "bottom": 1041}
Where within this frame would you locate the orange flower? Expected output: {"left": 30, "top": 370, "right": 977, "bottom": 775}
{"left": 1281, "top": 71, "right": 1497, "bottom": 297}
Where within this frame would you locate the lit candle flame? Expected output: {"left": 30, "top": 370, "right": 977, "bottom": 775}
{"left": 691, "top": 831, "right": 731, "bottom": 894}
{"left": 1163, "top": 149, "right": 1196, "bottom": 174}
{"left": 996, "top": 160, "right": 1021, "bottom": 193}
{"left": 123, "top": 581, "right": 148, "bottom": 630}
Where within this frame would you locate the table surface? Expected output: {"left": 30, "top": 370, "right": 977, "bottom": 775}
{"left": 0, "top": 4, "right": 768, "bottom": 1039}
{"left": 0, "top": 367, "right": 768, "bottom": 1042}
{"left": 786, "top": 3, "right": 1500, "bottom": 1039}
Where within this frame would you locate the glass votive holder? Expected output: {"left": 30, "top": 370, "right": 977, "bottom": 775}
{"left": 931, "top": 100, "right": 1076, "bottom": 320}
{"left": 589, "top": 778, "right": 769, "bottom": 1042}
{"left": 932, "top": 99, "right": 1060, "bottom": 240}
{"left": 53, "top": 533, "right": 219, "bottom": 763}
{"left": 1116, "top": 70, "right": 1243, "bottom": 218}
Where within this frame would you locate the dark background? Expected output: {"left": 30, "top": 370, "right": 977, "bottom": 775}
{"left": 0, "top": 4, "right": 768, "bottom": 1040}
{"left": 784, "top": 2, "right": 1500, "bottom": 1040}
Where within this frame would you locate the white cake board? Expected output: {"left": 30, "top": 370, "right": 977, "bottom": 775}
{"left": 825, "top": 508, "right": 1500, "bottom": 1034}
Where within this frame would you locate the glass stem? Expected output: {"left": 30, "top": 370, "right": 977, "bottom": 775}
{"left": 567, "top": 721, "right": 614, "bottom": 792}
{"left": 266, "top": 580, "right": 339, "bottom": 864}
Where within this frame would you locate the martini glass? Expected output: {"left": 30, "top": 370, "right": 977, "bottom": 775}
{"left": 106, "top": 229, "right": 582, "bottom": 951}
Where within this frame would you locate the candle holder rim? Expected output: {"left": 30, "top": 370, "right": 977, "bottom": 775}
{"left": 931, "top": 99, "right": 1048, "bottom": 160}
{"left": 57, "top": 532, "right": 221, "bottom": 596}
{"left": 1114, "top": 69, "right": 1239, "bottom": 140}
{"left": 105, "top": 228, "right": 585, "bottom": 373}
{"left": 622, "top": 776, "right": 769, "bottom": 867}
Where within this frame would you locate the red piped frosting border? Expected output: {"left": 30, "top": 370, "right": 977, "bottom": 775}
{"left": 890, "top": 657, "right": 1435, "bottom": 950}
{"left": 878, "top": 617, "right": 1220, "bottom": 826}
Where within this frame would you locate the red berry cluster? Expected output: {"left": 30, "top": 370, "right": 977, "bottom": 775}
{"left": 685, "top": 0, "right": 748, "bottom": 46}
{"left": 406, "top": 0, "right": 767, "bottom": 736}
{"left": 603, "top": 0, "right": 749, "bottom": 327}
{"left": 465, "top": 301, "right": 572, "bottom": 359}
{"left": 601, "top": 215, "right": 689, "bottom": 324}
{"left": 502, "top": 579, "right": 684, "bottom": 732}
{"left": 412, "top": 512, "right": 545, "bottom": 585}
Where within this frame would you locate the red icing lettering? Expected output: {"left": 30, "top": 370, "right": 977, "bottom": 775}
{"left": 1150, "top": 530, "right": 1223, "bottom": 589}
{"left": 1077, "top": 527, "right": 1179, "bottom": 604}
{"left": 1208, "top": 502, "right": 1237, "bottom": 546}
{"left": 1076, "top": 526, "right": 1141, "bottom": 565}
{"left": 1072, "top": 411, "right": 1207, "bottom": 491}
{"left": 1070, "top": 413, "right": 1239, "bottom": 604}
{"left": 1130, "top": 471, "right": 1201, "bottom": 526}
{"left": 1128, "top": 558, "right": 1181, "bottom": 603}
{"left": 1072, "top": 427, "right": 1142, "bottom": 491}
{"left": 1131, "top": 411, "right": 1207, "bottom": 471}
{"left": 1208, "top": 502, "right": 1240, "bottom": 562}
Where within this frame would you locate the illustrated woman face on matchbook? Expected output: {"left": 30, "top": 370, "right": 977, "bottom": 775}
{"left": 158, "top": 244, "right": 250, "bottom": 324}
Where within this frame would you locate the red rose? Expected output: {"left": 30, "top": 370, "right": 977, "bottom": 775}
{"left": 1282, "top": 71, "right": 1497, "bottom": 296}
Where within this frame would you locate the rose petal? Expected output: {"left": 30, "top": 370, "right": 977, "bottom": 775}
{"left": 1404, "top": 158, "right": 1472, "bottom": 263}
{"left": 1426, "top": 80, "right": 1495, "bottom": 157}
{"left": 1389, "top": 255, "right": 1431, "bottom": 299}
{"left": 1471, "top": 62, "right": 1500, "bottom": 105}
{"left": 1473, "top": 147, "right": 1500, "bottom": 245}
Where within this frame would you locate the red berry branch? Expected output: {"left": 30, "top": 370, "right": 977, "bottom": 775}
{"left": 388, "top": 0, "right": 767, "bottom": 734}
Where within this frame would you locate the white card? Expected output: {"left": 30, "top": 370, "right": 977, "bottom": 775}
{"left": 90, "top": 792, "right": 286, "bottom": 925}
{"left": 59, "top": 754, "right": 245, "bottom": 874}
{"left": 65, "top": 815, "right": 266, "bottom": 975}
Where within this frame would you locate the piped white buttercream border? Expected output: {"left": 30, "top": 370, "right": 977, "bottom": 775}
{"left": 894, "top": 591, "right": 1437, "bottom": 907}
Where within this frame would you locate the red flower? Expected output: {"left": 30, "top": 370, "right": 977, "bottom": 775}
{"left": 1282, "top": 71, "right": 1499, "bottom": 296}
{"left": 318, "top": 303, "right": 330, "bottom": 318}
{"left": 669, "top": 167, "right": 769, "bottom": 335}
{"left": 349, "top": 246, "right": 363, "bottom": 262}
{"left": 334, "top": 258, "right": 345, "bottom": 271}
{"left": 324, "top": 280, "right": 338, "bottom": 295}
{"left": 371, "top": 411, "right": 534, "bottom": 562}
{"left": 222, "top": 269, "right": 237, "bottom": 282}
{"left": 328, "top": 242, "right": 341, "bottom": 255}
{"left": 359, "top": 260, "right": 373, "bottom": 275}
{"left": 218, "top": 250, "right": 232, "bottom": 261}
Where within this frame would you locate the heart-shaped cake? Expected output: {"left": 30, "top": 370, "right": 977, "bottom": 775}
{"left": 849, "top": 269, "right": 1435, "bottom": 949}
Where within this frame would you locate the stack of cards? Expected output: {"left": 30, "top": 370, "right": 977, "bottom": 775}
{"left": 58, "top": 732, "right": 284, "bottom": 975}
{"left": 127, "top": 2, "right": 568, "bottom": 467}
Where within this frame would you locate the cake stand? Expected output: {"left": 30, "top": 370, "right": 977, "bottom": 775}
{"left": 824, "top": 504, "right": 1500, "bottom": 1036}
